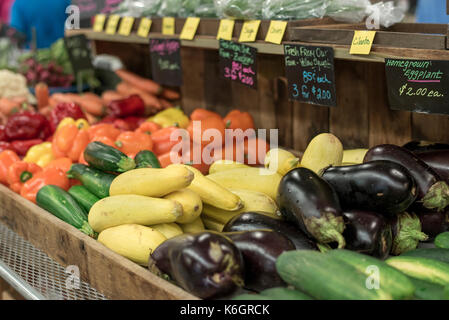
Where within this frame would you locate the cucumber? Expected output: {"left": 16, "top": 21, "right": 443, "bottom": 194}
{"left": 232, "top": 294, "right": 272, "bottom": 300}
{"left": 67, "top": 164, "right": 116, "bottom": 199}
{"left": 386, "top": 256, "right": 449, "bottom": 286}
{"left": 84, "top": 141, "right": 136, "bottom": 173}
{"left": 435, "top": 232, "right": 449, "bottom": 249}
{"left": 260, "top": 287, "right": 313, "bottom": 300}
{"left": 276, "top": 250, "right": 393, "bottom": 300}
{"left": 135, "top": 150, "right": 161, "bottom": 169}
{"left": 36, "top": 185, "right": 94, "bottom": 237}
{"left": 401, "top": 248, "right": 449, "bottom": 264}
{"left": 409, "top": 277, "right": 449, "bottom": 300}
{"left": 68, "top": 185, "right": 100, "bottom": 213}
{"left": 327, "top": 249, "right": 415, "bottom": 300}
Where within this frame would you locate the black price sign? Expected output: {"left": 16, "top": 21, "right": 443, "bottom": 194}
{"left": 219, "top": 40, "right": 257, "bottom": 89}
{"left": 385, "top": 58, "right": 449, "bottom": 115}
{"left": 284, "top": 44, "right": 336, "bottom": 107}
{"left": 64, "top": 34, "right": 94, "bottom": 74}
{"left": 149, "top": 38, "right": 183, "bottom": 87}
{"left": 71, "top": 0, "right": 124, "bottom": 28}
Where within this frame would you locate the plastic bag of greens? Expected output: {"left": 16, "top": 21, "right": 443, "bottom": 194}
{"left": 158, "top": 0, "right": 183, "bottom": 17}
{"left": 214, "top": 0, "right": 264, "bottom": 20}
{"left": 113, "top": 0, "right": 161, "bottom": 17}
{"left": 325, "top": 0, "right": 371, "bottom": 23}
{"left": 262, "top": 0, "right": 329, "bottom": 20}
{"left": 365, "top": 1, "right": 405, "bottom": 28}
{"left": 181, "top": 0, "right": 217, "bottom": 17}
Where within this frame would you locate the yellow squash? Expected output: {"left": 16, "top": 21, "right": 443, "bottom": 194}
{"left": 202, "top": 217, "right": 225, "bottom": 232}
{"left": 179, "top": 217, "right": 205, "bottom": 233}
{"left": 209, "top": 160, "right": 249, "bottom": 174}
{"left": 164, "top": 188, "right": 203, "bottom": 224}
{"left": 151, "top": 223, "right": 183, "bottom": 239}
{"left": 343, "top": 149, "right": 368, "bottom": 164}
{"left": 264, "top": 148, "right": 300, "bottom": 176}
{"left": 301, "top": 133, "right": 343, "bottom": 174}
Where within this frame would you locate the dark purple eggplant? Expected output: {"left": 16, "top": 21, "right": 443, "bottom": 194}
{"left": 390, "top": 212, "right": 428, "bottom": 255}
{"left": 342, "top": 210, "right": 392, "bottom": 260}
{"left": 415, "top": 209, "right": 449, "bottom": 241}
{"left": 223, "top": 212, "right": 317, "bottom": 250}
{"left": 149, "top": 231, "right": 244, "bottom": 299}
{"left": 223, "top": 230, "right": 295, "bottom": 292}
{"left": 276, "top": 167, "right": 345, "bottom": 248}
{"left": 403, "top": 141, "right": 449, "bottom": 153}
{"left": 364, "top": 144, "right": 449, "bottom": 211}
{"left": 416, "top": 150, "right": 449, "bottom": 182}
{"left": 321, "top": 161, "right": 417, "bottom": 215}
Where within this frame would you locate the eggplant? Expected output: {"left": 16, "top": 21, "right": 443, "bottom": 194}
{"left": 149, "top": 231, "right": 244, "bottom": 299}
{"left": 390, "top": 212, "right": 428, "bottom": 255}
{"left": 415, "top": 209, "right": 449, "bottom": 241}
{"left": 364, "top": 144, "right": 449, "bottom": 211}
{"left": 342, "top": 210, "right": 392, "bottom": 260}
{"left": 403, "top": 141, "right": 449, "bottom": 153}
{"left": 321, "top": 161, "right": 417, "bottom": 215}
{"left": 223, "top": 212, "right": 317, "bottom": 250}
{"left": 223, "top": 230, "right": 295, "bottom": 292}
{"left": 276, "top": 167, "right": 345, "bottom": 248}
{"left": 416, "top": 150, "right": 449, "bottom": 182}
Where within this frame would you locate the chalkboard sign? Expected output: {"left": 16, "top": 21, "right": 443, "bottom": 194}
{"left": 64, "top": 34, "right": 94, "bottom": 74}
{"left": 385, "top": 58, "right": 449, "bottom": 115}
{"left": 149, "top": 39, "right": 183, "bottom": 87}
{"left": 284, "top": 44, "right": 336, "bottom": 107}
{"left": 218, "top": 40, "right": 257, "bottom": 89}
{"left": 71, "top": 0, "right": 124, "bottom": 28}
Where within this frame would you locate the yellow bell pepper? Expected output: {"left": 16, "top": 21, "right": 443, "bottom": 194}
{"left": 23, "top": 142, "right": 55, "bottom": 168}
{"left": 148, "top": 107, "right": 190, "bottom": 129}
{"left": 56, "top": 117, "right": 90, "bottom": 132}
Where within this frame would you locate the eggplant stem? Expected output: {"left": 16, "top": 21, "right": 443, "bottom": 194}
{"left": 422, "top": 181, "right": 449, "bottom": 212}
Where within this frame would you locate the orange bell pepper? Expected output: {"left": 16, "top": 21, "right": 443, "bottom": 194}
{"left": 7, "top": 161, "right": 42, "bottom": 193}
{"left": 190, "top": 108, "right": 222, "bottom": 121}
{"left": 88, "top": 123, "right": 120, "bottom": 141}
{"left": 187, "top": 116, "right": 226, "bottom": 147}
{"left": 45, "top": 157, "right": 73, "bottom": 173}
{"left": 224, "top": 110, "right": 255, "bottom": 132}
{"left": 20, "top": 167, "right": 70, "bottom": 203}
{"left": 242, "top": 137, "right": 270, "bottom": 166}
{"left": 158, "top": 151, "right": 179, "bottom": 168}
{"left": 0, "top": 150, "right": 20, "bottom": 185}
{"left": 135, "top": 121, "right": 161, "bottom": 136}
{"left": 52, "top": 124, "right": 90, "bottom": 162}
{"left": 115, "top": 131, "right": 153, "bottom": 158}
{"left": 152, "top": 127, "right": 184, "bottom": 156}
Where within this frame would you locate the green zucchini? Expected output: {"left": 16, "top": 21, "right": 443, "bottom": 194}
{"left": 327, "top": 249, "right": 415, "bottom": 300}
{"left": 260, "top": 287, "right": 313, "bottom": 300}
{"left": 401, "top": 248, "right": 449, "bottom": 264}
{"left": 232, "top": 294, "right": 272, "bottom": 300}
{"left": 386, "top": 256, "right": 449, "bottom": 286}
{"left": 68, "top": 185, "right": 100, "bottom": 213}
{"left": 409, "top": 278, "right": 449, "bottom": 300}
{"left": 84, "top": 141, "right": 136, "bottom": 173}
{"left": 435, "top": 232, "right": 449, "bottom": 249}
{"left": 135, "top": 150, "right": 161, "bottom": 169}
{"left": 36, "top": 185, "right": 94, "bottom": 237}
{"left": 276, "top": 250, "right": 393, "bottom": 300}
{"left": 67, "top": 164, "right": 115, "bottom": 199}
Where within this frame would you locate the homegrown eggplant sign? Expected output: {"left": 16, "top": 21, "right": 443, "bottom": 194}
{"left": 284, "top": 44, "right": 336, "bottom": 107}
{"left": 219, "top": 40, "right": 258, "bottom": 89}
{"left": 71, "top": 0, "right": 124, "bottom": 28}
{"left": 385, "top": 58, "right": 449, "bottom": 115}
{"left": 149, "top": 39, "right": 183, "bottom": 87}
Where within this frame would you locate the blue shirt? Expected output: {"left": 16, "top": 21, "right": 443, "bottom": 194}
{"left": 416, "top": 0, "right": 449, "bottom": 24}
{"left": 10, "top": 0, "right": 70, "bottom": 49}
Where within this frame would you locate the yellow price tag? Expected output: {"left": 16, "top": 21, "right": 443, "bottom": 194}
{"left": 93, "top": 14, "right": 106, "bottom": 32}
{"left": 265, "top": 20, "right": 287, "bottom": 45}
{"left": 162, "top": 17, "right": 175, "bottom": 35}
{"left": 105, "top": 14, "right": 120, "bottom": 35}
{"left": 350, "top": 30, "right": 377, "bottom": 55}
{"left": 118, "top": 16, "right": 135, "bottom": 36}
{"left": 238, "top": 20, "right": 261, "bottom": 43}
{"left": 217, "top": 19, "right": 235, "bottom": 41}
{"left": 180, "top": 17, "right": 200, "bottom": 40}
{"left": 137, "top": 18, "right": 152, "bottom": 38}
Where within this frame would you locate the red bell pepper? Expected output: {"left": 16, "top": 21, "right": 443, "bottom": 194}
{"left": 107, "top": 95, "right": 145, "bottom": 118}
{"left": 5, "top": 111, "right": 51, "bottom": 141}
{"left": 10, "top": 139, "right": 44, "bottom": 156}
{"left": 48, "top": 102, "right": 87, "bottom": 133}
{"left": 0, "top": 125, "right": 7, "bottom": 142}
{"left": 100, "top": 116, "right": 146, "bottom": 131}
{"left": 0, "top": 142, "right": 11, "bottom": 153}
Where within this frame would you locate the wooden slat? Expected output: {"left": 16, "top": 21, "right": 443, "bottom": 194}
{"left": 0, "top": 185, "right": 198, "bottom": 300}
{"left": 180, "top": 47, "right": 207, "bottom": 115}
{"left": 273, "top": 77, "right": 294, "bottom": 149}
{"left": 412, "top": 113, "right": 449, "bottom": 143}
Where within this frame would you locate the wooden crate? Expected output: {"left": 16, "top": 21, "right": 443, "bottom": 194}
{"left": 0, "top": 185, "right": 198, "bottom": 300}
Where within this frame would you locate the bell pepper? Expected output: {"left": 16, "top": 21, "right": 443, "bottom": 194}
{"left": 5, "top": 111, "right": 51, "bottom": 141}
{"left": 107, "top": 95, "right": 146, "bottom": 118}
{"left": 52, "top": 123, "right": 90, "bottom": 162}
{"left": 20, "top": 167, "right": 70, "bottom": 203}
{"left": 135, "top": 121, "right": 161, "bottom": 136}
{"left": 151, "top": 126, "right": 184, "bottom": 156}
{"left": 7, "top": 161, "right": 42, "bottom": 193}
{"left": 88, "top": 123, "right": 121, "bottom": 142}
{"left": 23, "top": 142, "right": 55, "bottom": 168}
{"left": 115, "top": 131, "right": 153, "bottom": 158}
{"left": 224, "top": 110, "right": 255, "bottom": 131}
{"left": 0, "top": 150, "right": 20, "bottom": 184}
{"left": 149, "top": 107, "right": 190, "bottom": 129}
{"left": 45, "top": 157, "right": 73, "bottom": 172}
{"left": 0, "top": 142, "right": 11, "bottom": 153}
{"left": 10, "top": 139, "right": 44, "bottom": 156}
{"left": 0, "top": 125, "right": 7, "bottom": 141}
{"left": 56, "top": 117, "right": 90, "bottom": 132}
{"left": 49, "top": 103, "right": 87, "bottom": 133}
{"left": 99, "top": 116, "right": 145, "bottom": 131}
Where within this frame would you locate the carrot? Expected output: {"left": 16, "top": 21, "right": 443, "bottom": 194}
{"left": 116, "top": 82, "right": 162, "bottom": 110}
{"left": 84, "top": 111, "right": 99, "bottom": 125}
{"left": 48, "top": 97, "right": 59, "bottom": 108}
{"left": 51, "top": 93, "right": 76, "bottom": 104}
{"left": 158, "top": 98, "right": 174, "bottom": 110}
{"left": 101, "top": 90, "right": 125, "bottom": 105}
{"left": 161, "top": 88, "right": 180, "bottom": 101}
{"left": 0, "top": 98, "right": 20, "bottom": 116}
{"left": 115, "top": 69, "right": 163, "bottom": 96}
{"left": 35, "top": 83, "right": 49, "bottom": 110}
{"left": 39, "top": 106, "right": 53, "bottom": 117}
{"left": 77, "top": 96, "right": 105, "bottom": 117}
